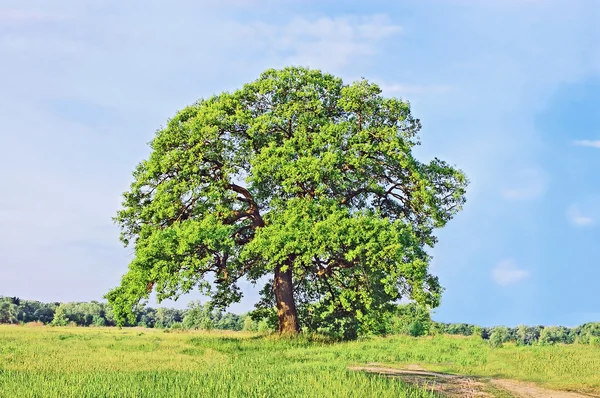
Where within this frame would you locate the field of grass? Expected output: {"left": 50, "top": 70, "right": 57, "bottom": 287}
{"left": 0, "top": 325, "right": 599, "bottom": 397}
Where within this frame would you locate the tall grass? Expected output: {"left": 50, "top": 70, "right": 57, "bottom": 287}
{"left": 0, "top": 325, "right": 598, "bottom": 397}
{"left": 0, "top": 326, "right": 435, "bottom": 397}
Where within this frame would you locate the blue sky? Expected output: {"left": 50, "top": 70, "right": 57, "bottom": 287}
{"left": 1, "top": 0, "right": 598, "bottom": 327}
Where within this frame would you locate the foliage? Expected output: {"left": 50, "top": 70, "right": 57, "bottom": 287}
{"left": 390, "top": 303, "right": 432, "bottom": 337}
{"left": 0, "top": 301, "right": 18, "bottom": 324}
{"left": 106, "top": 66, "right": 468, "bottom": 335}
{"left": 242, "top": 315, "right": 258, "bottom": 332}
{"left": 92, "top": 315, "right": 106, "bottom": 327}
{"left": 489, "top": 326, "right": 510, "bottom": 348}
{"left": 1, "top": 296, "right": 598, "bottom": 348}
{"left": 50, "top": 304, "right": 69, "bottom": 327}
{"left": 539, "top": 326, "right": 571, "bottom": 345}
{"left": 0, "top": 296, "right": 244, "bottom": 331}
{"left": 442, "top": 323, "right": 476, "bottom": 336}
{"left": 182, "top": 301, "right": 215, "bottom": 330}
{"left": 516, "top": 325, "right": 542, "bottom": 346}
{"left": 169, "top": 322, "right": 183, "bottom": 330}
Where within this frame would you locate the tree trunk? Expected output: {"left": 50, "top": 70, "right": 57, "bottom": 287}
{"left": 274, "top": 261, "right": 299, "bottom": 334}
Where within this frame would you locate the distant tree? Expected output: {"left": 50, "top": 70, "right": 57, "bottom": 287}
{"left": 32, "top": 304, "right": 56, "bottom": 324}
{"left": 170, "top": 322, "right": 183, "bottom": 330}
{"left": 242, "top": 315, "right": 258, "bottom": 332}
{"left": 182, "top": 301, "right": 215, "bottom": 330}
{"left": 428, "top": 322, "right": 445, "bottom": 336}
{"left": 92, "top": 315, "right": 106, "bottom": 327}
{"left": 51, "top": 304, "right": 69, "bottom": 326}
{"left": 481, "top": 327, "right": 491, "bottom": 340}
{"left": 391, "top": 303, "right": 432, "bottom": 337}
{"left": 257, "top": 319, "right": 271, "bottom": 333}
{"left": 0, "top": 300, "right": 18, "bottom": 324}
{"left": 489, "top": 326, "right": 510, "bottom": 348}
{"left": 573, "top": 323, "right": 600, "bottom": 345}
{"left": 443, "top": 323, "right": 475, "bottom": 336}
{"left": 106, "top": 66, "right": 468, "bottom": 336}
{"left": 539, "top": 326, "right": 570, "bottom": 345}
{"left": 516, "top": 325, "right": 541, "bottom": 346}
{"left": 216, "top": 312, "right": 243, "bottom": 331}
{"left": 155, "top": 308, "right": 181, "bottom": 328}
{"left": 15, "top": 300, "right": 39, "bottom": 323}
{"left": 103, "top": 304, "right": 116, "bottom": 326}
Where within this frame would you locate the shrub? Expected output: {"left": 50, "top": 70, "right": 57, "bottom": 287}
{"left": 92, "top": 315, "right": 106, "bottom": 327}
{"left": 516, "top": 325, "right": 541, "bottom": 346}
{"left": 539, "top": 326, "right": 569, "bottom": 345}
{"left": 257, "top": 319, "right": 271, "bottom": 333}
{"left": 50, "top": 305, "right": 69, "bottom": 327}
{"left": 489, "top": 326, "right": 510, "bottom": 348}
{"left": 408, "top": 320, "right": 426, "bottom": 337}
{"left": 170, "top": 322, "right": 183, "bottom": 330}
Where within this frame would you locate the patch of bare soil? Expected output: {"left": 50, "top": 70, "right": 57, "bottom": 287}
{"left": 349, "top": 365, "right": 596, "bottom": 398}
{"left": 349, "top": 365, "right": 494, "bottom": 397}
{"left": 490, "top": 379, "right": 596, "bottom": 398}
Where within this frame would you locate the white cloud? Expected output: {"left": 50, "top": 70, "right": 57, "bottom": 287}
{"left": 573, "top": 140, "right": 600, "bottom": 149}
{"left": 501, "top": 168, "right": 547, "bottom": 200}
{"left": 567, "top": 204, "right": 594, "bottom": 227}
{"left": 235, "top": 14, "right": 402, "bottom": 71}
{"left": 492, "top": 260, "right": 529, "bottom": 286}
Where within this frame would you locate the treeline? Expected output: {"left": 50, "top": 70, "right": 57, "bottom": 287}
{"left": 0, "top": 297, "right": 269, "bottom": 331}
{"left": 1, "top": 297, "right": 598, "bottom": 345}
{"left": 391, "top": 303, "right": 600, "bottom": 347}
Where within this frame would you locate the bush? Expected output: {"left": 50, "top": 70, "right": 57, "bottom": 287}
{"left": 242, "top": 316, "right": 258, "bottom": 332}
{"left": 257, "top": 319, "right": 271, "bottom": 333}
{"left": 170, "top": 322, "right": 183, "bottom": 330}
{"left": 489, "top": 326, "right": 510, "bottom": 348}
{"left": 390, "top": 303, "right": 431, "bottom": 337}
{"left": 408, "top": 320, "right": 426, "bottom": 337}
{"left": 516, "top": 325, "right": 541, "bottom": 346}
{"left": 92, "top": 315, "right": 106, "bottom": 327}
{"left": 50, "top": 305, "right": 69, "bottom": 327}
{"left": 539, "top": 326, "right": 569, "bottom": 345}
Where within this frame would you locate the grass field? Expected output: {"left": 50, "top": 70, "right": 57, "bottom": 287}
{"left": 0, "top": 325, "right": 599, "bottom": 397}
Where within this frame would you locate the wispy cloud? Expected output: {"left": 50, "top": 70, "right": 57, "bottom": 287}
{"left": 573, "top": 140, "right": 600, "bottom": 149}
{"left": 567, "top": 204, "right": 594, "bottom": 227}
{"left": 492, "top": 259, "right": 530, "bottom": 286}
{"left": 379, "top": 83, "right": 452, "bottom": 96}
{"left": 237, "top": 14, "right": 402, "bottom": 70}
{"left": 0, "top": 9, "right": 67, "bottom": 24}
{"left": 501, "top": 168, "right": 547, "bottom": 200}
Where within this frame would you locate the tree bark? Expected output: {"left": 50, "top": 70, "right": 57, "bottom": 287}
{"left": 274, "top": 260, "right": 299, "bottom": 334}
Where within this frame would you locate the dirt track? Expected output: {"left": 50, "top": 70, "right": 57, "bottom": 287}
{"left": 350, "top": 365, "right": 597, "bottom": 398}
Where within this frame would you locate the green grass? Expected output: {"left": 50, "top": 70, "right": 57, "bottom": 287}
{"left": 0, "top": 325, "right": 599, "bottom": 397}
{"left": 0, "top": 326, "right": 435, "bottom": 398}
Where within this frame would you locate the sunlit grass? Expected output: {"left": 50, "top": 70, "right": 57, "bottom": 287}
{"left": 0, "top": 325, "right": 598, "bottom": 397}
{"left": 0, "top": 326, "right": 434, "bottom": 397}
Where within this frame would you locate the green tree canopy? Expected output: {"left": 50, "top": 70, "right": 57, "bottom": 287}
{"left": 106, "top": 66, "right": 468, "bottom": 336}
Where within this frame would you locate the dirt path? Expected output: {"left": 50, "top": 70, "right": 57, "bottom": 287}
{"left": 490, "top": 379, "right": 594, "bottom": 398}
{"left": 349, "top": 364, "right": 597, "bottom": 398}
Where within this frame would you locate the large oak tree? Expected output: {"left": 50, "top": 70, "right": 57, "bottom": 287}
{"left": 106, "top": 67, "right": 467, "bottom": 336}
